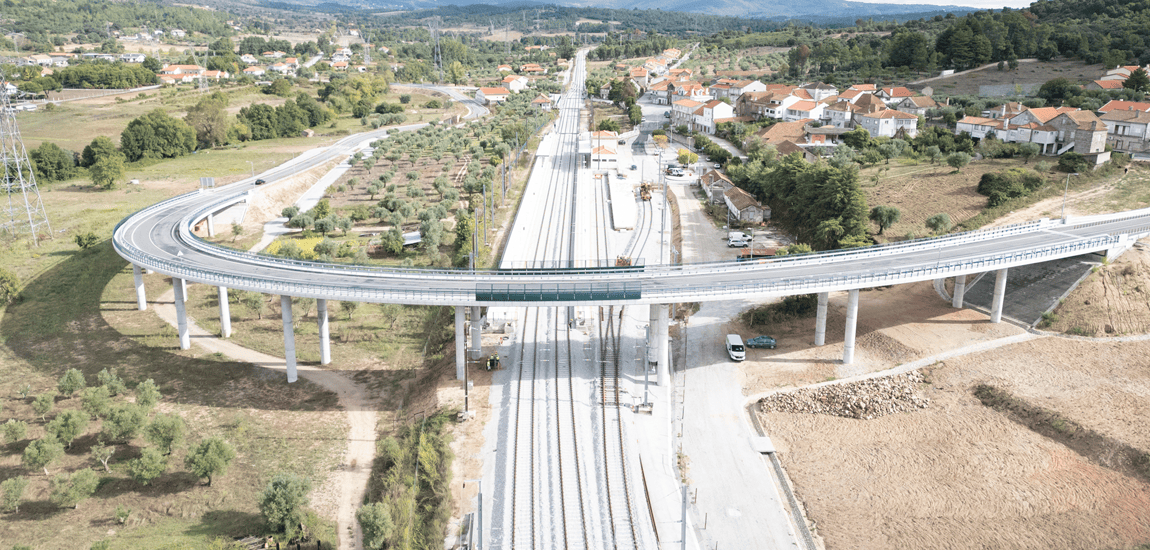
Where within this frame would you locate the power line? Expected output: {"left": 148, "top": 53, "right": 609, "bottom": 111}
{"left": 0, "top": 70, "right": 52, "bottom": 246}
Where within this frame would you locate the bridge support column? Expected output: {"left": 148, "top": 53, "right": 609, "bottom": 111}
{"left": 455, "top": 307, "right": 466, "bottom": 380}
{"left": 952, "top": 275, "right": 967, "bottom": 308}
{"left": 133, "top": 264, "right": 146, "bottom": 311}
{"left": 217, "top": 286, "right": 231, "bottom": 338}
{"left": 281, "top": 295, "right": 298, "bottom": 383}
{"left": 814, "top": 292, "right": 829, "bottom": 346}
{"left": 317, "top": 299, "right": 330, "bottom": 365}
{"left": 180, "top": 278, "right": 188, "bottom": 303}
{"left": 647, "top": 307, "right": 659, "bottom": 363}
{"left": 172, "top": 278, "right": 190, "bottom": 350}
{"left": 468, "top": 306, "right": 483, "bottom": 360}
{"left": 207, "top": 212, "right": 215, "bottom": 237}
{"left": 990, "top": 269, "right": 1008, "bottom": 324}
{"left": 842, "top": 289, "right": 859, "bottom": 365}
{"left": 656, "top": 304, "right": 669, "bottom": 388}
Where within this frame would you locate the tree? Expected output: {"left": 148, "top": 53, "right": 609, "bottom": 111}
{"left": 1124, "top": 68, "right": 1150, "bottom": 93}
{"left": 185, "top": 437, "right": 236, "bottom": 487}
{"left": 81, "top": 386, "right": 112, "bottom": 419}
{"left": 90, "top": 152, "right": 125, "bottom": 190}
{"left": 29, "top": 142, "right": 76, "bottom": 182}
{"left": 341, "top": 300, "right": 360, "bottom": 320}
{"left": 81, "top": 136, "right": 118, "bottom": 168}
{"left": 46, "top": 409, "right": 88, "bottom": 448}
{"left": 926, "top": 145, "right": 942, "bottom": 164}
{"left": 97, "top": 368, "right": 126, "bottom": 396}
{"left": 259, "top": 473, "right": 311, "bottom": 534}
{"left": 57, "top": 368, "right": 86, "bottom": 396}
{"left": 1036, "top": 78, "right": 1081, "bottom": 106}
{"left": 120, "top": 109, "right": 197, "bottom": 162}
{"left": 447, "top": 60, "right": 466, "bottom": 85}
{"left": 281, "top": 206, "right": 300, "bottom": 219}
{"left": 135, "top": 379, "right": 161, "bottom": 410}
{"left": 0, "top": 267, "right": 20, "bottom": 305}
{"left": 23, "top": 435, "right": 65, "bottom": 475}
{"left": 1, "top": 476, "right": 29, "bottom": 513}
{"left": 357, "top": 502, "right": 395, "bottom": 550}
{"left": 267, "top": 78, "right": 294, "bottom": 97}
{"left": 101, "top": 404, "right": 146, "bottom": 443}
{"left": 74, "top": 232, "right": 100, "bottom": 249}
{"left": 90, "top": 443, "right": 114, "bottom": 473}
{"left": 50, "top": 469, "right": 98, "bottom": 509}
{"left": 32, "top": 392, "right": 56, "bottom": 421}
{"left": 142, "top": 56, "right": 162, "bottom": 72}
{"left": 925, "top": 213, "right": 953, "bottom": 234}
{"left": 128, "top": 447, "right": 168, "bottom": 485}
{"left": 145, "top": 413, "right": 186, "bottom": 455}
{"left": 1018, "top": 142, "right": 1040, "bottom": 164}
{"left": 185, "top": 96, "right": 229, "bottom": 149}
{"left": 869, "top": 206, "right": 902, "bottom": 235}
{"left": 3, "top": 419, "right": 28, "bottom": 445}
{"left": 677, "top": 148, "right": 698, "bottom": 166}
{"left": 313, "top": 217, "right": 335, "bottom": 236}
{"left": 231, "top": 223, "right": 244, "bottom": 242}
{"left": 240, "top": 291, "right": 266, "bottom": 320}
{"left": 596, "top": 119, "right": 620, "bottom": 133}
{"left": 312, "top": 198, "right": 332, "bottom": 220}
{"left": 946, "top": 152, "right": 972, "bottom": 172}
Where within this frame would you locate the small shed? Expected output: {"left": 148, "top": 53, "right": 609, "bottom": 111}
{"left": 724, "top": 186, "right": 768, "bottom": 224}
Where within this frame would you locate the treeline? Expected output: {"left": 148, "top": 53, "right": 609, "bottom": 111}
{"left": 50, "top": 62, "right": 158, "bottom": 89}
{"left": 590, "top": 33, "right": 682, "bottom": 61}
{"left": 236, "top": 94, "right": 333, "bottom": 141}
{"left": 1, "top": 0, "right": 234, "bottom": 52}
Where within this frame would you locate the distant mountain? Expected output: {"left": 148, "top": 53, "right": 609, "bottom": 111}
{"left": 358, "top": 0, "right": 975, "bottom": 19}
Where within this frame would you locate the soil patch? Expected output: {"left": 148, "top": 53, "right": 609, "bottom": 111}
{"left": 1045, "top": 243, "right": 1150, "bottom": 336}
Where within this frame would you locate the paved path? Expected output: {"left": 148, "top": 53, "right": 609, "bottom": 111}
{"left": 153, "top": 288, "right": 375, "bottom": 550}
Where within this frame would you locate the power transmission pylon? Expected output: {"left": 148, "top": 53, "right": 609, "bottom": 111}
{"left": 428, "top": 17, "right": 443, "bottom": 83}
{"left": 0, "top": 74, "right": 51, "bottom": 246}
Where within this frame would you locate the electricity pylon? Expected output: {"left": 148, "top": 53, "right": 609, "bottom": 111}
{"left": 0, "top": 74, "right": 52, "bottom": 246}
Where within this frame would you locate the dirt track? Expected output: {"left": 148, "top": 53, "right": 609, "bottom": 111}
{"left": 746, "top": 279, "right": 1150, "bottom": 550}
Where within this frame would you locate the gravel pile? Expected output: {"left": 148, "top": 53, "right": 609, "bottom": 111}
{"left": 759, "top": 371, "right": 930, "bottom": 420}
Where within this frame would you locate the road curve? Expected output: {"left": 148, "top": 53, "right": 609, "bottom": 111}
{"left": 114, "top": 88, "right": 1150, "bottom": 308}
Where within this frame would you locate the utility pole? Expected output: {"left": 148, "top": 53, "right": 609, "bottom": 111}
{"left": 0, "top": 68, "right": 52, "bottom": 246}
{"left": 428, "top": 18, "right": 443, "bottom": 83}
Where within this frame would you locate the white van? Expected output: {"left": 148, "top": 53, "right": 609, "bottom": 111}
{"left": 726, "top": 334, "right": 745, "bottom": 361}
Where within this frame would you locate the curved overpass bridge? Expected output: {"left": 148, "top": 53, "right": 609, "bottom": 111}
{"left": 114, "top": 80, "right": 1150, "bottom": 379}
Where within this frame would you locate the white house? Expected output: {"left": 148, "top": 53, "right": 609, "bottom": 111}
{"left": 476, "top": 87, "right": 510, "bottom": 105}
{"left": 783, "top": 100, "right": 824, "bottom": 123}
{"left": 243, "top": 66, "right": 266, "bottom": 77}
{"left": 672, "top": 99, "right": 704, "bottom": 128}
{"left": 120, "top": 53, "right": 145, "bottom": 63}
{"left": 724, "top": 186, "right": 766, "bottom": 224}
{"left": 1101, "top": 109, "right": 1150, "bottom": 153}
{"left": 856, "top": 109, "right": 919, "bottom": 138}
{"left": 502, "top": 75, "right": 529, "bottom": 92}
{"left": 692, "top": 100, "right": 736, "bottom": 134}
{"left": 170, "top": 29, "right": 186, "bottom": 38}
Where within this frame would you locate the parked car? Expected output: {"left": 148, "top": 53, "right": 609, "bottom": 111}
{"left": 631, "top": 164, "right": 638, "bottom": 170}
{"left": 254, "top": 179, "right": 267, "bottom": 185}
{"left": 745, "top": 335, "right": 777, "bottom": 349}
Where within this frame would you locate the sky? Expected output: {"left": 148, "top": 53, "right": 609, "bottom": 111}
{"left": 851, "top": 0, "right": 1033, "bottom": 8}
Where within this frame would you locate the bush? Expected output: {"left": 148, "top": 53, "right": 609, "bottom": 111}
{"left": 259, "top": 473, "right": 311, "bottom": 536}
{"left": 185, "top": 437, "right": 237, "bottom": 486}
{"left": 128, "top": 447, "right": 168, "bottom": 485}
{"left": 49, "top": 469, "right": 98, "bottom": 509}
{"left": 1058, "top": 151, "right": 1090, "bottom": 173}
{"left": 1, "top": 477, "right": 29, "bottom": 513}
{"left": 976, "top": 168, "right": 1046, "bottom": 208}
{"left": 925, "top": 213, "right": 953, "bottom": 233}
{"left": 0, "top": 267, "right": 18, "bottom": 305}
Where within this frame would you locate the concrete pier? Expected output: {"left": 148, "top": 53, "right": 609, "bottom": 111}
{"left": 133, "top": 265, "right": 146, "bottom": 311}
{"left": 317, "top": 299, "right": 331, "bottom": 365}
{"left": 814, "top": 292, "right": 829, "bottom": 346}
{"left": 842, "top": 289, "right": 860, "bottom": 364}
{"left": 952, "top": 275, "right": 966, "bottom": 308}
{"left": 990, "top": 269, "right": 1008, "bottom": 323}
{"left": 173, "top": 278, "right": 190, "bottom": 350}
{"left": 455, "top": 306, "right": 466, "bottom": 380}
{"left": 217, "top": 286, "right": 231, "bottom": 338}
{"left": 282, "top": 295, "right": 298, "bottom": 383}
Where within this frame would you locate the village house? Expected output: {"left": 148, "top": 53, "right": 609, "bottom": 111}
{"left": 700, "top": 170, "right": 734, "bottom": 204}
{"left": 856, "top": 109, "right": 919, "bottom": 138}
{"left": 475, "top": 87, "right": 510, "bottom": 105}
{"left": 724, "top": 186, "right": 767, "bottom": 224}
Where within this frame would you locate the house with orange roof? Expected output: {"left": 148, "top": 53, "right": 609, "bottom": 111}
{"left": 644, "top": 57, "right": 668, "bottom": 74}
{"left": 243, "top": 66, "right": 266, "bottom": 77}
{"left": 857, "top": 109, "right": 919, "bottom": 138}
{"left": 629, "top": 67, "right": 649, "bottom": 89}
{"left": 1100, "top": 109, "right": 1150, "bottom": 153}
{"left": 662, "top": 48, "right": 681, "bottom": 59}
{"left": 531, "top": 94, "right": 553, "bottom": 112}
{"left": 203, "top": 70, "right": 230, "bottom": 80}
{"left": 824, "top": 101, "right": 862, "bottom": 128}
{"left": 754, "top": 119, "right": 815, "bottom": 145}
{"left": 712, "top": 79, "right": 765, "bottom": 102}
{"left": 1099, "top": 100, "right": 1150, "bottom": 113}
{"left": 497, "top": 65, "right": 513, "bottom": 72}
{"left": 692, "top": 99, "right": 736, "bottom": 134}
{"left": 736, "top": 91, "right": 800, "bottom": 120}
{"left": 700, "top": 170, "right": 734, "bottom": 204}
{"left": 668, "top": 81, "right": 710, "bottom": 104}
{"left": 672, "top": 99, "right": 704, "bottom": 127}
{"left": 160, "top": 64, "right": 205, "bottom": 76}
{"left": 668, "top": 68, "right": 693, "bottom": 80}
{"left": 1048, "top": 111, "right": 1109, "bottom": 158}
{"left": 502, "top": 74, "right": 529, "bottom": 92}
{"left": 876, "top": 86, "right": 916, "bottom": 104}
{"left": 1087, "top": 79, "right": 1126, "bottom": 91}
{"left": 1009, "top": 106, "right": 1078, "bottom": 126}
{"left": 848, "top": 83, "right": 877, "bottom": 91}
{"left": 284, "top": 57, "right": 299, "bottom": 69}
{"left": 476, "top": 87, "right": 510, "bottom": 105}
{"left": 271, "top": 62, "right": 295, "bottom": 73}
{"left": 893, "top": 95, "right": 938, "bottom": 117}
{"left": 801, "top": 82, "right": 837, "bottom": 101}
{"left": 980, "top": 101, "right": 1027, "bottom": 120}
{"left": 783, "top": 100, "right": 824, "bottom": 123}
{"left": 1102, "top": 65, "right": 1146, "bottom": 81}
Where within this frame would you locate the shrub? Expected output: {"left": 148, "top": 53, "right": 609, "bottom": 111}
{"left": 58, "top": 368, "right": 86, "bottom": 396}
{"left": 1, "top": 477, "right": 29, "bottom": 513}
{"left": 1058, "top": 151, "right": 1090, "bottom": 173}
{"left": 128, "top": 447, "right": 168, "bottom": 485}
{"left": 259, "top": 473, "right": 311, "bottom": 536}
{"left": 925, "top": 213, "right": 953, "bottom": 234}
{"left": 976, "top": 168, "right": 1045, "bottom": 208}
{"left": 135, "top": 379, "right": 161, "bottom": 410}
{"left": 3, "top": 419, "right": 28, "bottom": 444}
{"left": 50, "top": 469, "right": 98, "bottom": 509}
{"left": 185, "top": 437, "right": 236, "bottom": 487}
{"left": 0, "top": 267, "right": 18, "bottom": 304}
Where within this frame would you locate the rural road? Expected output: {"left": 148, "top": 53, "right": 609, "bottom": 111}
{"left": 152, "top": 287, "right": 375, "bottom": 550}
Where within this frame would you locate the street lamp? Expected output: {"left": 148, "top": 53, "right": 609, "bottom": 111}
{"left": 247, "top": 161, "right": 254, "bottom": 177}
{"left": 1061, "top": 172, "right": 1079, "bottom": 222}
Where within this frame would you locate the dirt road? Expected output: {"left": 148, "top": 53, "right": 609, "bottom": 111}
{"left": 153, "top": 287, "right": 375, "bottom": 550}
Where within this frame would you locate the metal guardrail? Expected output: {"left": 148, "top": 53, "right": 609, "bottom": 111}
{"left": 112, "top": 122, "right": 1150, "bottom": 306}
